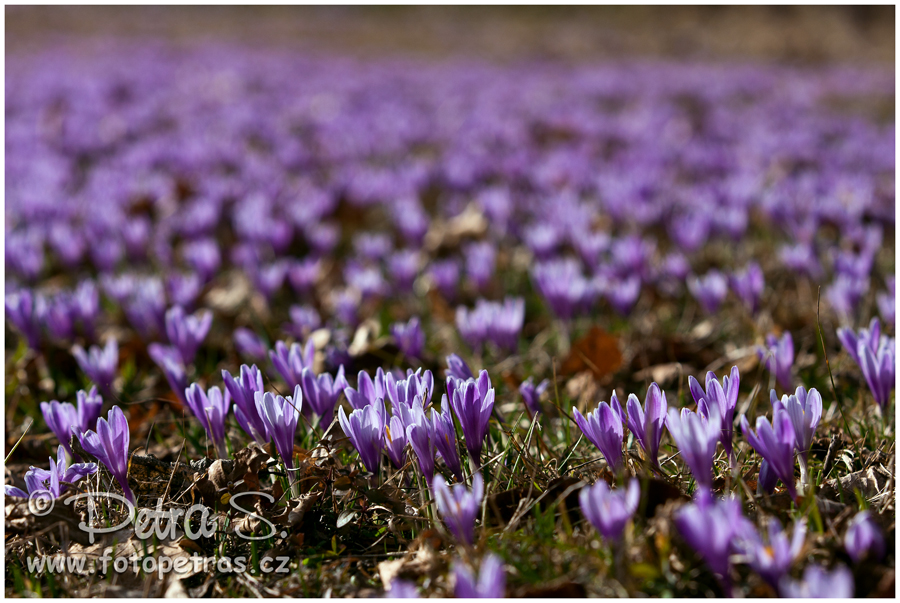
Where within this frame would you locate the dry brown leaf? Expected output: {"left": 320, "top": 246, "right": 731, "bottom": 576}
{"left": 560, "top": 326, "right": 622, "bottom": 379}
{"left": 377, "top": 545, "right": 441, "bottom": 590}
{"left": 820, "top": 466, "right": 889, "bottom": 501}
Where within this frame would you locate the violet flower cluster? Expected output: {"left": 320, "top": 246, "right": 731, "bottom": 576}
{"left": 433, "top": 473, "right": 484, "bottom": 546}
{"left": 758, "top": 331, "right": 795, "bottom": 391}
{"left": 456, "top": 297, "right": 525, "bottom": 353}
{"left": 838, "top": 318, "right": 895, "bottom": 411}
{"left": 579, "top": 478, "right": 640, "bottom": 543}
{"left": 453, "top": 553, "right": 505, "bottom": 598}
{"left": 5, "top": 445, "right": 97, "bottom": 501}
{"left": 3, "top": 44, "right": 895, "bottom": 598}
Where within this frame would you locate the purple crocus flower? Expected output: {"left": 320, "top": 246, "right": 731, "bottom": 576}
{"left": 75, "top": 386, "right": 104, "bottom": 431}
{"left": 345, "top": 262, "right": 387, "bottom": 300}
{"left": 339, "top": 398, "right": 386, "bottom": 475}
{"left": 446, "top": 354, "right": 474, "bottom": 381}
{"left": 391, "top": 317, "right": 425, "bottom": 359}
{"left": 463, "top": 241, "right": 496, "bottom": 292}
{"left": 48, "top": 223, "right": 86, "bottom": 268}
{"left": 406, "top": 403, "right": 436, "bottom": 486}
{"left": 72, "top": 280, "right": 100, "bottom": 339}
{"left": 90, "top": 237, "right": 124, "bottom": 272}
{"left": 344, "top": 368, "right": 388, "bottom": 410}
{"left": 837, "top": 317, "right": 883, "bottom": 367}
{"left": 779, "top": 242, "right": 823, "bottom": 280}
{"left": 687, "top": 270, "right": 728, "bottom": 314}
{"left": 5, "top": 290, "right": 43, "bottom": 350}
{"left": 758, "top": 331, "right": 794, "bottom": 391}
{"left": 123, "top": 276, "right": 167, "bottom": 340}
{"left": 689, "top": 366, "right": 740, "bottom": 462}
{"left": 519, "top": 377, "right": 549, "bottom": 415}
{"left": 523, "top": 223, "right": 561, "bottom": 259}
{"left": 456, "top": 298, "right": 524, "bottom": 353}
{"left": 729, "top": 262, "right": 764, "bottom": 314}
{"left": 666, "top": 405, "right": 721, "bottom": 493}
{"left": 223, "top": 365, "right": 268, "bottom": 445}
{"left": 285, "top": 305, "right": 321, "bottom": 339}
{"left": 301, "top": 365, "right": 348, "bottom": 424}
{"left": 384, "top": 405, "right": 410, "bottom": 469}
{"left": 40, "top": 387, "right": 103, "bottom": 459}
{"left": 121, "top": 216, "right": 151, "bottom": 259}
{"left": 393, "top": 198, "right": 429, "bottom": 245}
{"left": 36, "top": 292, "right": 75, "bottom": 342}
{"left": 572, "top": 393, "right": 625, "bottom": 472}
{"left": 779, "top": 564, "right": 854, "bottom": 598}
{"left": 669, "top": 211, "right": 710, "bottom": 253}
{"left": 837, "top": 318, "right": 895, "bottom": 411}
{"left": 625, "top": 383, "right": 667, "bottom": 468}
{"left": 306, "top": 222, "right": 340, "bottom": 255}
{"left": 433, "top": 472, "right": 483, "bottom": 546}
{"left": 605, "top": 275, "right": 642, "bottom": 316}
{"left": 487, "top": 298, "right": 524, "bottom": 352}
{"left": 579, "top": 478, "right": 640, "bottom": 542}
{"left": 447, "top": 371, "right": 495, "bottom": 464}
{"left": 741, "top": 408, "right": 797, "bottom": 500}
{"left": 333, "top": 288, "right": 360, "bottom": 326}
{"left": 6, "top": 228, "right": 44, "bottom": 279}
{"left": 771, "top": 386, "right": 822, "bottom": 488}
{"left": 387, "top": 249, "right": 420, "bottom": 292}
{"left": 270, "top": 340, "right": 316, "bottom": 388}
{"left": 72, "top": 338, "right": 118, "bottom": 397}
{"left": 610, "top": 235, "right": 655, "bottom": 280}
{"left": 81, "top": 406, "right": 134, "bottom": 504}
{"left": 455, "top": 303, "right": 489, "bottom": 351}
{"left": 877, "top": 276, "right": 894, "bottom": 325}
{"left": 287, "top": 258, "right": 321, "bottom": 295}
{"left": 355, "top": 232, "right": 392, "bottom": 261}
{"left": 166, "top": 273, "right": 203, "bottom": 310}
{"left": 428, "top": 259, "right": 460, "bottom": 300}
{"left": 532, "top": 257, "right": 593, "bottom": 320}
{"left": 233, "top": 328, "right": 268, "bottom": 360}
{"left": 165, "top": 305, "right": 212, "bottom": 365}
{"left": 386, "top": 369, "right": 434, "bottom": 409}
{"left": 255, "top": 386, "right": 302, "bottom": 496}
{"left": 675, "top": 495, "right": 749, "bottom": 596}
{"left": 183, "top": 238, "right": 221, "bottom": 282}
{"left": 148, "top": 343, "right": 188, "bottom": 405}
{"left": 735, "top": 517, "right": 806, "bottom": 589}
{"left": 433, "top": 400, "right": 464, "bottom": 481}
{"left": 825, "top": 275, "right": 869, "bottom": 322}
{"left": 574, "top": 231, "right": 610, "bottom": 268}
{"left": 254, "top": 261, "right": 288, "bottom": 301}
{"left": 658, "top": 253, "right": 691, "bottom": 295}
{"left": 844, "top": 511, "right": 885, "bottom": 563}
{"left": 454, "top": 553, "right": 505, "bottom": 598}
{"left": 184, "top": 383, "right": 230, "bottom": 459}
{"left": 4, "top": 445, "right": 97, "bottom": 500}
{"left": 385, "top": 580, "right": 420, "bottom": 598}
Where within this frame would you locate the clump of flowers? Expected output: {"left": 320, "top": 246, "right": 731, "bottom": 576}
{"left": 572, "top": 393, "right": 625, "bottom": 473}
{"left": 433, "top": 473, "right": 484, "bottom": 547}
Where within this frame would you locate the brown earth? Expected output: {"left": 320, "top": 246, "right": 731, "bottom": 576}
{"left": 5, "top": 6, "right": 894, "bottom": 65}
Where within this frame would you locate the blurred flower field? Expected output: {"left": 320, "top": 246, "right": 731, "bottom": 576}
{"left": 3, "top": 32, "right": 896, "bottom": 598}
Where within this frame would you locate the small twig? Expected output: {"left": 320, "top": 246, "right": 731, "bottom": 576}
{"left": 5, "top": 419, "right": 33, "bottom": 463}
{"left": 160, "top": 438, "right": 187, "bottom": 504}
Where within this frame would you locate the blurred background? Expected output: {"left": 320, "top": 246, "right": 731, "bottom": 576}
{"left": 6, "top": 5, "right": 895, "bottom": 65}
